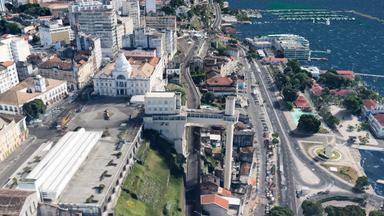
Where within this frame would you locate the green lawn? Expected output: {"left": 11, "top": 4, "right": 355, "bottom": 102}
{"left": 115, "top": 143, "right": 182, "bottom": 216}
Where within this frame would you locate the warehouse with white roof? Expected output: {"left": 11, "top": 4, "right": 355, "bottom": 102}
{"left": 18, "top": 129, "right": 103, "bottom": 202}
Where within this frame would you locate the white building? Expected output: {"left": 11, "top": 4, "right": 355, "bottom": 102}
{"left": 0, "top": 61, "right": 19, "bottom": 94}
{"left": 39, "top": 20, "right": 74, "bottom": 47}
{"left": 18, "top": 129, "right": 103, "bottom": 202}
{"left": 301, "top": 66, "right": 321, "bottom": 79}
{"left": 0, "top": 35, "right": 31, "bottom": 62}
{"left": 145, "top": 0, "right": 156, "bottom": 14}
{"left": 0, "top": 75, "right": 67, "bottom": 115}
{"left": 93, "top": 53, "right": 165, "bottom": 97}
{"left": 121, "top": 0, "right": 141, "bottom": 27}
{"left": 144, "top": 92, "right": 181, "bottom": 115}
{"left": 122, "top": 27, "right": 164, "bottom": 57}
{"left": 368, "top": 113, "right": 384, "bottom": 138}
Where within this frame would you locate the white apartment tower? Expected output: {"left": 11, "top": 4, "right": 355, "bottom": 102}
{"left": 0, "top": 35, "right": 31, "bottom": 62}
{"left": 121, "top": 0, "right": 140, "bottom": 27}
{"left": 69, "top": 1, "right": 119, "bottom": 58}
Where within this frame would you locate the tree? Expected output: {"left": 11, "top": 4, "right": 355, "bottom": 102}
{"left": 343, "top": 94, "right": 362, "bottom": 114}
{"left": 354, "top": 176, "right": 370, "bottom": 193}
{"left": 202, "top": 92, "right": 215, "bottom": 104}
{"left": 301, "top": 200, "right": 323, "bottom": 216}
{"left": 22, "top": 99, "right": 46, "bottom": 121}
{"left": 297, "top": 115, "right": 321, "bottom": 134}
{"left": 325, "top": 205, "right": 365, "bottom": 216}
{"left": 370, "top": 210, "right": 384, "bottom": 216}
{"left": 282, "top": 87, "right": 298, "bottom": 102}
{"left": 268, "top": 206, "right": 294, "bottom": 216}
{"left": 287, "top": 60, "right": 301, "bottom": 74}
{"left": 319, "top": 71, "right": 352, "bottom": 89}
{"left": 272, "top": 138, "right": 279, "bottom": 144}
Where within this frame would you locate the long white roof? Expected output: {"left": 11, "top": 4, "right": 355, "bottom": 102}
{"left": 25, "top": 128, "right": 102, "bottom": 200}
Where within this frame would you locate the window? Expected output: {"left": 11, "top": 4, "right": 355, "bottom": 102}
{"left": 0, "top": 105, "right": 2, "bottom": 110}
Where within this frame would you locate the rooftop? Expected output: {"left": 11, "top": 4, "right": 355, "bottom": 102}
{"left": 363, "top": 99, "right": 377, "bottom": 110}
{"left": 59, "top": 118, "right": 142, "bottom": 205}
{"left": 206, "top": 76, "right": 233, "bottom": 86}
{"left": 0, "top": 114, "right": 25, "bottom": 130}
{"left": 373, "top": 113, "right": 384, "bottom": 126}
{"left": 0, "top": 77, "right": 66, "bottom": 106}
{"left": 0, "top": 189, "right": 35, "bottom": 216}
{"left": 294, "top": 95, "right": 310, "bottom": 109}
{"left": 21, "top": 129, "right": 103, "bottom": 201}
{"left": 200, "top": 194, "right": 229, "bottom": 210}
{"left": 145, "top": 92, "right": 175, "bottom": 98}
{"left": 336, "top": 70, "right": 355, "bottom": 80}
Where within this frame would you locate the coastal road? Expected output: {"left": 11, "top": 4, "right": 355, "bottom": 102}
{"left": 250, "top": 59, "right": 362, "bottom": 212}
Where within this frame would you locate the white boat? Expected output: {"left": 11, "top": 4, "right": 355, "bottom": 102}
{"left": 376, "top": 179, "right": 384, "bottom": 185}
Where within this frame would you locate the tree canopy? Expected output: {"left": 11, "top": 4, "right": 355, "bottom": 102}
{"left": 0, "top": 20, "right": 21, "bottom": 35}
{"left": 301, "top": 200, "right": 323, "bottom": 216}
{"left": 319, "top": 70, "right": 353, "bottom": 89}
{"left": 297, "top": 114, "right": 321, "bottom": 134}
{"left": 282, "top": 87, "right": 298, "bottom": 102}
{"left": 353, "top": 176, "right": 370, "bottom": 193}
{"left": 343, "top": 93, "right": 362, "bottom": 114}
{"left": 268, "top": 206, "right": 294, "bottom": 216}
{"left": 370, "top": 210, "right": 384, "bottom": 216}
{"left": 325, "top": 205, "right": 365, "bottom": 216}
{"left": 22, "top": 99, "right": 46, "bottom": 121}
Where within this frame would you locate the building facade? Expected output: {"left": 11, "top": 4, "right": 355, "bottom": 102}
{"left": 69, "top": 1, "right": 118, "bottom": 57}
{"left": 122, "top": 27, "right": 165, "bottom": 57}
{"left": 0, "top": 61, "right": 19, "bottom": 94}
{"left": 0, "top": 189, "right": 38, "bottom": 216}
{"left": 145, "top": 0, "right": 156, "bottom": 14}
{"left": 0, "top": 76, "right": 67, "bottom": 115}
{"left": 16, "top": 61, "right": 38, "bottom": 81}
{"left": 39, "top": 20, "right": 74, "bottom": 47}
{"left": 121, "top": 0, "right": 141, "bottom": 27}
{"left": 0, "top": 114, "right": 28, "bottom": 161}
{"left": 93, "top": 53, "right": 165, "bottom": 96}
{"left": 368, "top": 113, "right": 384, "bottom": 138}
{"left": 38, "top": 52, "right": 97, "bottom": 90}
{"left": 0, "top": 35, "right": 31, "bottom": 62}
{"left": 144, "top": 16, "right": 177, "bottom": 30}
{"left": 144, "top": 92, "right": 181, "bottom": 115}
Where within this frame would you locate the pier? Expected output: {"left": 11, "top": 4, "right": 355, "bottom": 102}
{"left": 355, "top": 73, "right": 384, "bottom": 78}
{"left": 347, "top": 10, "right": 384, "bottom": 24}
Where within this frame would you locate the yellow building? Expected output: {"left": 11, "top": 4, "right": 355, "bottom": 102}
{"left": 0, "top": 114, "right": 28, "bottom": 161}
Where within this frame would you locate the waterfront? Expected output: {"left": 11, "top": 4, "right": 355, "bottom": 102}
{"left": 229, "top": 0, "right": 384, "bottom": 196}
{"left": 230, "top": 0, "right": 384, "bottom": 94}
{"left": 360, "top": 150, "right": 384, "bottom": 196}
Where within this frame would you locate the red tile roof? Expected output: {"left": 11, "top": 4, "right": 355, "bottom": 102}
{"left": 38, "top": 56, "right": 72, "bottom": 70}
{"left": 330, "top": 89, "right": 352, "bottom": 97}
{"left": 336, "top": 70, "right": 355, "bottom": 80}
{"left": 373, "top": 114, "right": 384, "bottom": 126}
{"left": 200, "top": 194, "right": 229, "bottom": 209}
{"left": 294, "top": 95, "right": 310, "bottom": 108}
{"left": 0, "top": 61, "right": 14, "bottom": 68}
{"left": 363, "top": 99, "right": 377, "bottom": 110}
{"left": 311, "top": 83, "right": 323, "bottom": 96}
{"left": 206, "top": 76, "right": 233, "bottom": 86}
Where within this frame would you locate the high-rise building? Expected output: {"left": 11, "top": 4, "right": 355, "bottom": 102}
{"left": 121, "top": 0, "right": 140, "bottom": 27}
{"left": 0, "top": 35, "right": 31, "bottom": 62}
{"left": 144, "top": 15, "right": 177, "bottom": 30}
{"left": 69, "top": 1, "right": 118, "bottom": 58}
{"left": 145, "top": 0, "right": 156, "bottom": 14}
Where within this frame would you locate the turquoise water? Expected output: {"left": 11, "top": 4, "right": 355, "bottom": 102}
{"left": 291, "top": 108, "right": 312, "bottom": 125}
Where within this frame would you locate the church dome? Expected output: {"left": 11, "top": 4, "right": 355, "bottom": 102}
{"left": 113, "top": 53, "right": 132, "bottom": 75}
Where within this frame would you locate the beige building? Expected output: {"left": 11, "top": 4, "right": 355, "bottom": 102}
{"left": 38, "top": 52, "right": 96, "bottom": 90}
{"left": 144, "top": 16, "right": 177, "bottom": 30}
{"left": 0, "top": 189, "right": 38, "bottom": 216}
{"left": 0, "top": 114, "right": 28, "bottom": 161}
{"left": 39, "top": 20, "right": 74, "bottom": 47}
{"left": 0, "top": 75, "right": 67, "bottom": 115}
